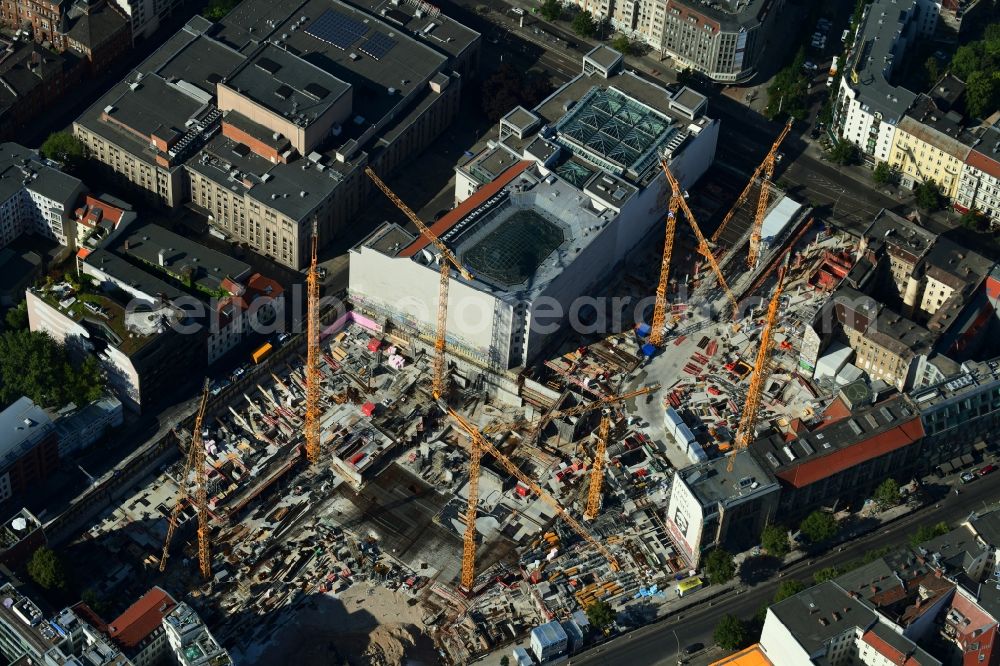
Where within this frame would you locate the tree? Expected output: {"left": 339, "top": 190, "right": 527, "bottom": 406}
{"left": 27, "top": 547, "right": 68, "bottom": 590}
{"left": 540, "top": 0, "right": 562, "bottom": 21}
{"left": 765, "top": 48, "right": 810, "bottom": 121}
{"left": 813, "top": 566, "right": 841, "bottom": 584}
{"left": 799, "top": 511, "right": 837, "bottom": 543}
{"left": 612, "top": 35, "right": 631, "bottom": 55}
{"left": 910, "top": 521, "right": 949, "bottom": 547}
{"left": 713, "top": 614, "right": 748, "bottom": 651}
{"left": 677, "top": 67, "right": 697, "bottom": 87}
{"left": 873, "top": 478, "right": 900, "bottom": 510}
{"left": 585, "top": 599, "right": 616, "bottom": 630}
{"left": 873, "top": 161, "right": 896, "bottom": 186}
{"left": 773, "top": 580, "right": 806, "bottom": 603}
{"left": 203, "top": 0, "right": 239, "bottom": 20}
{"left": 829, "top": 140, "right": 858, "bottom": 165}
{"left": 961, "top": 208, "right": 986, "bottom": 231}
{"left": 965, "top": 70, "right": 1000, "bottom": 119}
{"left": 5, "top": 302, "right": 27, "bottom": 331}
{"left": 703, "top": 549, "right": 736, "bottom": 584}
{"left": 40, "top": 132, "right": 84, "bottom": 169}
{"left": 761, "top": 524, "right": 790, "bottom": 558}
{"left": 571, "top": 10, "right": 596, "bottom": 37}
{"left": 0, "top": 329, "right": 104, "bottom": 409}
{"left": 951, "top": 43, "right": 984, "bottom": 80}
{"left": 915, "top": 179, "right": 944, "bottom": 211}
{"left": 499, "top": 657, "right": 510, "bottom": 666}
{"left": 479, "top": 64, "right": 553, "bottom": 122}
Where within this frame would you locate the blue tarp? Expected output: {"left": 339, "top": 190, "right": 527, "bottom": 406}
{"left": 641, "top": 343, "right": 656, "bottom": 357}
{"left": 636, "top": 323, "right": 652, "bottom": 337}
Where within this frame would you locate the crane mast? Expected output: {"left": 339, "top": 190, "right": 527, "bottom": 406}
{"left": 747, "top": 120, "right": 792, "bottom": 268}
{"left": 365, "top": 167, "right": 472, "bottom": 400}
{"left": 481, "top": 385, "right": 658, "bottom": 436}
{"left": 730, "top": 260, "right": 789, "bottom": 472}
{"left": 583, "top": 412, "right": 612, "bottom": 521}
{"left": 649, "top": 197, "right": 680, "bottom": 347}
{"left": 711, "top": 119, "right": 792, "bottom": 247}
{"left": 305, "top": 219, "right": 321, "bottom": 464}
{"left": 660, "top": 160, "right": 740, "bottom": 320}
{"left": 448, "top": 406, "right": 619, "bottom": 587}
{"left": 160, "top": 378, "right": 212, "bottom": 578}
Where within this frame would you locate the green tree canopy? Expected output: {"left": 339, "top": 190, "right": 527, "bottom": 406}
{"left": 714, "top": 614, "right": 749, "bottom": 651}
{"left": 703, "top": 549, "right": 736, "bottom": 584}
{"left": 799, "top": 511, "right": 837, "bottom": 543}
{"left": 915, "top": 179, "right": 944, "bottom": 211}
{"left": 830, "top": 140, "right": 858, "bottom": 165}
{"left": 813, "top": 566, "right": 841, "bottom": 584}
{"left": 873, "top": 478, "right": 900, "bottom": 509}
{"left": 761, "top": 524, "right": 790, "bottom": 558}
{"left": 965, "top": 70, "right": 1000, "bottom": 119}
{"left": 873, "top": 161, "right": 896, "bottom": 185}
{"left": 540, "top": 0, "right": 562, "bottom": 21}
{"left": 765, "top": 48, "right": 809, "bottom": 121}
{"left": 40, "top": 132, "right": 84, "bottom": 170}
{"left": 5, "top": 302, "right": 27, "bottom": 331}
{"left": 952, "top": 43, "right": 985, "bottom": 80}
{"left": 612, "top": 35, "right": 631, "bottom": 55}
{"left": 0, "top": 329, "right": 104, "bottom": 409}
{"left": 910, "top": 521, "right": 950, "bottom": 547}
{"left": 499, "top": 657, "right": 510, "bottom": 666}
{"left": 27, "top": 547, "right": 68, "bottom": 590}
{"left": 773, "top": 580, "right": 806, "bottom": 603}
{"left": 924, "top": 57, "right": 939, "bottom": 88}
{"left": 585, "top": 599, "right": 616, "bottom": 630}
{"left": 571, "top": 10, "right": 596, "bottom": 37}
{"left": 479, "top": 64, "right": 553, "bottom": 122}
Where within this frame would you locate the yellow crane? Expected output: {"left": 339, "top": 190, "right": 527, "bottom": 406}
{"left": 305, "top": 219, "right": 322, "bottom": 465}
{"left": 649, "top": 195, "right": 680, "bottom": 347}
{"left": 710, "top": 119, "right": 793, "bottom": 250}
{"left": 480, "top": 385, "right": 659, "bottom": 436}
{"left": 366, "top": 167, "right": 473, "bottom": 401}
{"left": 730, "top": 258, "right": 789, "bottom": 472}
{"left": 160, "top": 378, "right": 213, "bottom": 580}
{"left": 747, "top": 119, "right": 793, "bottom": 268}
{"left": 448, "top": 407, "right": 619, "bottom": 592}
{"left": 660, "top": 160, "right": 740, "bottom": 321}
{"left": 583, "top": 411, "right": 612, "bottom": 520}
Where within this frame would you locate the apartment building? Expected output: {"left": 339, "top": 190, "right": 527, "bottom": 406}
{"left": 889, "top": 95, "right": 975, "bottom": 197}
{"left": 956, "top": 127, "right": 1000, "bottom": 221}
{"left": 76, "top": 0, "right": 478, "bottom": 270}
{"left": 0, "top": 142, "right": 85, "bottom": 248}
{"left": 0, "top": 38, "right": 82, "bottom": 140}
{"left": 833, "top": 0, "right": 939, "bottom": 164}
{"left": 111, "top": 0, "right": 182, "bottom": 38}
{"left": 0, "top": 397, "right": 59, "bottom": 503}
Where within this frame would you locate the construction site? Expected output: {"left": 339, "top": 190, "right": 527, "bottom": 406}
{"left": 55, "top": 95, "right": 883, "bottom": 665}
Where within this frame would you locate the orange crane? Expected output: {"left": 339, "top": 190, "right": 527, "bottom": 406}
{"left": 710, "top": 119, "right": 793, "bottom": 252}
{"left": 480, "top": 385, "right": 659, "bottom": 436}
{"left": 365, "top": 167, "right": 473, "bottom": 401}
{"left": 649, "top": 195, "right": 680, "bottom": 347}
{"left": 747, "top": 119, "right": 793, "bottom": 268}
{"left": 583, "top": 411, "right": 612, "bottom": 520}
{"left": 448, "top": 407, "right": 619, "bottom": 592}
{"left": 160, "top": 378, "right": 213, "bottom": 579}
{"left": 304, "top": 219, "right": 322, "bottom": 465}
{"left": 730, "top": 257, "right": 789, "bottom": 472}
{"left": 660, "top": 160, "right": 740, "bottom": 321}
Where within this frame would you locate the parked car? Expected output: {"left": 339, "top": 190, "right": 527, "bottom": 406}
{"left": 961, "top": 471, "right": 977, "bottom": 484}
{"left": 684, "top": 643, "right": 705, "bottom": 655}
{"left": 978, "top": 464, "right": 997, "bottom": 477}
{"left": 803, "top": 60, "right": 818, "bottom": 71}
{"left": 276, "top": 331, "right": 292, "bottom": 345}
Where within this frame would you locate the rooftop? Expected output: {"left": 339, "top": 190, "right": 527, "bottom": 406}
{"left": 0, "top": 143, "right": 81, "bottom": 206}
{"left": 864, "top": 209, "right": 936, "bottom": 268}
{"left": 768, "top": 581, "right": 877, "bottom": 654}
{"left": 0, "top": 582, "right": 64, "bottom": 656}
{"left": 679, "top": 450, "right": 778, "bottom": 510}
{"left": 860, "top": 622, "right": 940, "bottom": 666}
{"left": 113, "top": 222, "right": 251, "bottom": 294}
{"left": 0, "top": 397, "right": 54, "bottom": 470}
{"left": 967, "top": 509, "right": 1000, "bottom": 548}
{"left": 709, "top": 645, "right": 773, "bottom": 666}
{"left": 899, "top": 95, "right": 976, "bottom": 161}
{"left": 666, "top": 0, "right": 777, "bottom": 31}
{"left": 923, "top": 235, "right": 992, "bottom": 292}
{"left": 752, "top": 395, "right": 923, "bottom": 488}
{"left": 845, "top": 0, "right": 920, "bottom": 123}
{"left": 909, "top": 357, "right": 1000, "bottom": 409}
{"left": 966, "top": 127, "right": 1000, "bottom": 179}
{"left": 163, "top": 602, "right": 231, "bottom": 666}
{"left": 107, "top": 586, "right": 176, "bottom": 651}
{"left": 342, "top": 0, "right": 480, "bottom": 61}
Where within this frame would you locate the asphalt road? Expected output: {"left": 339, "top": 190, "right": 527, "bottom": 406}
{"left": 571, "top": 476, "right": 1000, "bottom": 666}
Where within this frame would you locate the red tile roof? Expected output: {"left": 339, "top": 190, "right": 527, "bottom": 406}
{"left": 777, "top": 417, "right": 924, "bottom": 488}
{"left": 107, "top": 587, "right": 176, "bottom": 650}
{"left": 968, "top": 149, "right": 1000, "bottom": 181}
{"left": 399, "top": 160, "right": 532, "bottom": 257}
{"left": 75, "top": 195, "right": 126, "bottom": 229}
{"left": 816, "top": 397, "right": 851, "bottom": 429}
{"left": 862, "top": 630, "right": 907, "bottom": 665}
{"left": 246, "top": 272, "right": 284, "bottom": 300}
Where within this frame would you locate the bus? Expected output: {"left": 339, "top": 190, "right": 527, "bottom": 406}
{"left": 252, "top": 342, "right": 273, "bottom": 364}
{"left": 676, "top": 577, "right": 703, "bottom": 597}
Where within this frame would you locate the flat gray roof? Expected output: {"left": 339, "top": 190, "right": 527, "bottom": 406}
{"left": 769, "top": 581, "right": 876, "bottom": 654}
{"left": 359, "top": 222, "right": 416, "bottom": 256}
{"left": 343, "top": 0, "right": 479, "bottom": 61}
{"left": 115, "top": 222, "right": 251, "bottom": 290}
{"left": 584, "top": 44, "right": 622, "bottom": 69}
{"left": 27, "top": 168, "right": 82, "bottom": 205}
{"left": 0, "top": 397, "right": 53, "bottom": 471}
{"left": 679, "top": 450, "right": 778, "bottom": 510}
{"left": 86, "top": 248, "right": 186, "bottom": 302}
{"left": 668, "top": 0, "right": 775, "bottom": 31}
{"left": 844, "top": 0, "right": 919, "bottom": 123}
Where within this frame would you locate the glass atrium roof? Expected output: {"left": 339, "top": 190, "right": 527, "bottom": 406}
{"left": 462, "top": 210, "right": 565, "bottom": 287}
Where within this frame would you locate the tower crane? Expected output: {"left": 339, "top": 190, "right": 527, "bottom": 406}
{"left": 365, "top": 167, "right": 473, "bottom": 401}
{"left": 305, "top": 219, "right": 322, "bottom": 465}
{"left": 649, "top": 195, "right": 680, "bottom": 347}
{"left": 583, "top": 411, "right": 612, "bottom": 521}
{"left": 710, "top": 119, "right": 792, "bottom": 249}
{"left": 729, "top": 257, "right": 789, "bottom": 472}
{"left": 747, "top": 119, "right": 793, "bottom": 268}
{"left": 160, "top": 378, "right": 213, "bottom": 580}
{"left": 660, "top": 160, "right": 740, "bottom": 321}
{"left": 448, "top": 407, "right": 620, "bottom": 592}
{"left": 480, "top": 385, "right": 659, "bottom": 436}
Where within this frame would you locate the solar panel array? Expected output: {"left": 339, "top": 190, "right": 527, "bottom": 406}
{"left": 305, "top": 9, "right": 370, "bottom": 50}
{"left": 359, "top": 32, "right": 397, "bottom": 60}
